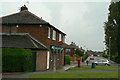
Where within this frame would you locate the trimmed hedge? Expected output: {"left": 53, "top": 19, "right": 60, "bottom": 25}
{"left": 2, "top": 48, "right": 33, "bottom": 72}
{"left": 65, "top": 55, "right": 70, "bottom": 65}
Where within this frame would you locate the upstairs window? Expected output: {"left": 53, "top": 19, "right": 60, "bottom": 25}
{"left": 52, "top": 30, "right": 56, "bottom": 40}
{"left": 65, "top": 49, "right": 71, "bottom": 53}
{"left": 48, "top": 27, "right": 50, "bottom": 38}
{"left": 63, "top": 36, "right": 65, "bottom": 43}
{"left": 59, "top": 34, "right": 62, "bottom": 41}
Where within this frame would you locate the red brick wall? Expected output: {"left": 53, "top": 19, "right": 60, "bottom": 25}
{"left": 2, "top": 24, "right": 65, "bottom": 70}
{"left": 36, "top": 51, "right": 47, "bottom": 71}
{"left": 64, "top": 48, "right": 75, "bottom": 56}
{"left": 2, "top": 25, "right": 17, "bottom": 33}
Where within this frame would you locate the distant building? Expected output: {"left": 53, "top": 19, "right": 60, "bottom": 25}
{"left": 63, "top": 42, "right": 79, "bottom": 56}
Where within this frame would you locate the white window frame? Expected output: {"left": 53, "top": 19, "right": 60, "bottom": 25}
{"left": 48, "top": 27, "right": 50, "bottom": 38}
{"left": 52, "top": 30, "right": 56, "bottom": 40}
{"left": 59, "top": 34, "right": 62, "bottom": 41}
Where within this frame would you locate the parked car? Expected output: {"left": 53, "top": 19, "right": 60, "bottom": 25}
{"left": 90, "top": 57, "right": 94, "bottom": 60}
{"left": 94, "top": 59, "right": 110, "bottom": 66}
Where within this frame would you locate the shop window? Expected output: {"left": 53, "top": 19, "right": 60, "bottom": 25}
{"left": 57, "top": 52, "right": 59, "bottom": 60}
{"left": 51, "top": 53, "right": 53, "bottom": 61}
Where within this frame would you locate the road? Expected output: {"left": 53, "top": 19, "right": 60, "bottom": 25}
{"left": 85, "top": 56, "right": 116, "bottom": 65}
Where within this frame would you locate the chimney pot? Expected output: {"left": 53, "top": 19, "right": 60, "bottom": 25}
{"left": 20, "top": 5, "right": 28, "bottom": 11}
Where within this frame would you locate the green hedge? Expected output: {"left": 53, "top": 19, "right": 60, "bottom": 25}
{"left": 2, "top": 48, "right": 33, "bottom": 72}
{"left": 65, "top": 55, "right": 70, "bottom": 65}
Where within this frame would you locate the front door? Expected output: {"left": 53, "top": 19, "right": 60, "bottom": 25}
{"left": 47, "top": 51, "right": 50, "bottom": 69}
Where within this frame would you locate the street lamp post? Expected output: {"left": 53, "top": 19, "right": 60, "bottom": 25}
{"left": 109, "top": 37, "right": 111, "bottom": 60}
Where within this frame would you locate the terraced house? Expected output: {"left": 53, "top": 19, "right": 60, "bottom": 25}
{"left": 0, "top": 5, "right": 66, "bottom": 71}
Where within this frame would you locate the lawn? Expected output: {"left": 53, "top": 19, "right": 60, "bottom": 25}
{"left": 66, "top": 65, "right": 118, "bottom": 71}
{"left": 28, "top": 65, "right": 119, "bottom": 79}
{"left": 29, "top": 72, "right": 118, "bottom": 78}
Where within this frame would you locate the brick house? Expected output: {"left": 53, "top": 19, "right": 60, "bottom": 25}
{"left": 63, "top": 42, "right": 79, "bottom": 56}
{"left": 0, "top": 5, "right": 66, "bottom": 71}
{"left": 1, "top": 33, "right": 48, "bottom": 71}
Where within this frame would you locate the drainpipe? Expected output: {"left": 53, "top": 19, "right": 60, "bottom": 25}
{"left": 9, "top": 24, "right": 11, "bottom": 34}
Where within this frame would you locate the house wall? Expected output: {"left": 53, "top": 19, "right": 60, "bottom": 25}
{"left": 1, "top": 25, "right": 17, "bottom": 33}
{"left": 64, "top": 48, "right": 75, "bottom": 56}
{"left": 1, "top": 24, "right": 65, "bottom": 70}
{"left": 36, "top": 51, "right": 47, "bottom": 71}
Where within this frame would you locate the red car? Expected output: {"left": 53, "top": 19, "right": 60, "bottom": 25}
{"left": 90, "top": 57, "right": 94, "bottom": 60}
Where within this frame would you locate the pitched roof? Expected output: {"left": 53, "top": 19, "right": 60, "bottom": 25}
{"left": 1, "top": 11, "right": 48, "bottom": 25}
{"left": 0, "top": 10, "right": 66, "bottom": 35}
{"left": 63, "top": 43, "right": 79, "bottom": 49}
{"left": 1, "top": 33, "right": 47, "bottom": 50}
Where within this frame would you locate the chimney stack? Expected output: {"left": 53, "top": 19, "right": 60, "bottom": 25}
{"left": 20, "top": 5, "right": 28, "bottom": 11}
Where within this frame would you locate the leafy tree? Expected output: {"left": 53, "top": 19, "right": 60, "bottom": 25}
{"left": 104, "top": 1, "right": 120, "bottom": 63}
{"left": 75, "top": 49, "right": 84, "bottom": 57}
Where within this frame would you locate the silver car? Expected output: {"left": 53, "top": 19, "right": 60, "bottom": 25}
{"left": 94, "top": 59, "right": 110, "bottom": 66}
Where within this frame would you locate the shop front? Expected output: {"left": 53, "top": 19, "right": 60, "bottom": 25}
{"left": 50, "top": 45, "right": 64, "bottom": 72}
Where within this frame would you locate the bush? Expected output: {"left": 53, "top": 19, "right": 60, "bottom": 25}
{"left": 75, "top": 49, "right": 84, "bottom": 57}
{"left": 65, "top": 55, "right": 70, "bottom": 65}
{"left": 111, "top": 54, "right": 120, "bottom": 63}
{"left": 82, "top": 54, "right": 88, "bottom": 62}
{"left": 2, "top": 48, "right": 33, "bottom": 72}
{"left": 102, "top": 53, "right": 108, "bottom": 58}
{"left": 72, "top": 54, "right": 79, "bottom": 57}
{"left": 93, "top": 54, "right": 97, "bottom": 56}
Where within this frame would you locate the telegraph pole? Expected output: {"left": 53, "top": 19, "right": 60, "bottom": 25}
{"left": 109, "top": 37, "right": 111, "bottom": 60}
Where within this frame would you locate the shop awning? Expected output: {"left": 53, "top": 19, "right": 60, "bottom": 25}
{"left": 50, "top": 45, "right": 64, "bottom": 53}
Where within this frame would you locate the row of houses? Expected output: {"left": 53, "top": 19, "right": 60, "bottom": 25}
{"left": 0, "top": 5, "right": 80, "bottom": 72}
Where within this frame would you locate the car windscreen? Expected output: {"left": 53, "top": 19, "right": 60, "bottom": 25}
{"left": 102, "top": 60, "right": 107, "bottom": 62}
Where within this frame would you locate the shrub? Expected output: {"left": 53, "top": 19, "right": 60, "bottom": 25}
{"left": 65, "top": 55, "right": 70, "bottom": 65}
{"left": 82, "top": 54, "right": 88, "bottom": 62}
{"left": 75, "top": 49, "right": 84, "bottom": 57}
{"left": 72, "top": 54, "right": 79, "bottom": 57}
{"left": 102, "top": 53, "right": 108, "bottom": 58}
{"left": 111, "top": 54, "right": 120, "bottom": 63}
{"left": 2, "top": 48, "right": 33, "bottom": 72}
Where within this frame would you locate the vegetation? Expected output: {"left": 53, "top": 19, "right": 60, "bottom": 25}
{"left": 82, "top": 53, "right": 88, "bottom": 62}
{"left": 66, "top": 65, "right": 118, "bottom": 71}
{"left": 65, "top": 55, "right": 70, "bottom": 65}
{"left": 75, "top": 49, "right": 84, "bottom": 56}
{"left": 104, "top": 1, "right": 120, "bottom": 63}
{"left": 29, "top": 72, "right": 118, "bottom": 78}
{"left": 102, "top": 53, "right": 108, "bottom": 58}
{"left": 2, "top": 48, "right": 33, "bottom": 72}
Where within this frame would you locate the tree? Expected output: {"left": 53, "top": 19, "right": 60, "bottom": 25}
{"left": 104, "top": 1, "right": 120, "bottom": 63}
{"left": 75, "top": 49, "right": 84, "bottom": 56}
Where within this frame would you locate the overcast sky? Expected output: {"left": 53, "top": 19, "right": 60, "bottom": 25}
{"left": 0, "top": 0, "right": 111, "bottom": 51}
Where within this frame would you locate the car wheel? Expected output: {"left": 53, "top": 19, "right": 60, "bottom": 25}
{"left": 105, "top": 64, "right": 108, "bottom": 66}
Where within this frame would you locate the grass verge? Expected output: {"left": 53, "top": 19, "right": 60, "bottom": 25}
{"left": 28, "top": 72, "right": 118, "bottom": 78}
{"left": 66, "top": 65, "right": 118, "bottom": 71}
